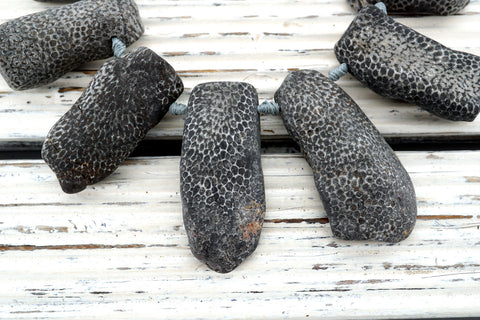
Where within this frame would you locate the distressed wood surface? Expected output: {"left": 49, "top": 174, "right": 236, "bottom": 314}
{"left": 1, "top": 152, "right": 480, "bottom": 319}
{"left": 1, "top": 0, "right": 480, "bottom": 147}
{"left": 2, "top": 0, "right": 480, "bottom": 319}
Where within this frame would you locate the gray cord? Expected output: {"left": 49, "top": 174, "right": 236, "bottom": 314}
{"left": 112, "top": 37, "right": 126, "bottom": 58}
{"left": 327, "top": 2, "right": 386, "bottom": 82}
{"left": 375, "top": 1, "right": 387, "bottom": 14}
{"left": 169, "top": 102, "right": 188, "bottom": 115}
{"left": 257, "top": 100, "right": 280, "bottom": 115}
{"left": 328, "top": 63, "right": 349, "bottom": 81}
{"left": 168, "top": 100, "right": 281, "bottom": 115}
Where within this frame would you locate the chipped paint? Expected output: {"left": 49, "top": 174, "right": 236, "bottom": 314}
{"left": 57, "top": 87, "right": 85, "bottom": 93}
{"left": 265, "top": 218, "right": 329, "bottom": 224}
{"left": 0, "top": 244, "right": 146, "bottom": 251}
{"left": 2, "top": 0, "right": 480, "bottom": 317}
{"left": 465, "top": 176, "right": 480, "bottom": 183}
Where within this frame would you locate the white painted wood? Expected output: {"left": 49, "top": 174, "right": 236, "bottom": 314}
{"left": 1, "top": 0, "right": 480, "bottom": 146}
{"left": 1, "top": 152, "right": 480, "bottom": 319}
{"left": 1, "top": 1, "right": 480, "bottom": 319}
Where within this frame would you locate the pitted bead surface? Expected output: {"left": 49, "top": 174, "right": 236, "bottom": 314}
{"left": 335, "top": 5, "right": 480, "bottom": 121}
{"left": 180, "top": 82, "right": 265, "bottom": 273}
{"left": 349, "top": 0, "right": 469, "bottom": 15}
{"left": 42, "top": 47, "right": 184, "bottom": 193}
{"left": 0, "top": 0, "right": 143, "bottom": 90}
{"left": 275, "top": 70, "right": 417, "bottom": 243}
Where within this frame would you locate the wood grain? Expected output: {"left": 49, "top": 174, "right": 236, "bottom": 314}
{"left": 1, "top": 1, "right": 480, "bottom": 319}
{"left": 1, "top": 152, "right": 480, "bottom": 319}
{"left": 1, "top": 1, "right": 480, "bottom": 147}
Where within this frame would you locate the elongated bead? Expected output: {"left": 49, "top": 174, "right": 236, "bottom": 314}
{"left": 0, "top": 0, "right": 143, "bottom": 90}
{"left": 180, "top": 82, "right": 265, "bottom": 273}
{"left": 275, "top": 70, "right": 417, "bottom": 243}
{"left": 42, "top": 47, "right": 183, "bottom": 193}
{"left": 335, "top": 5, "right": 480, "bottom": 121}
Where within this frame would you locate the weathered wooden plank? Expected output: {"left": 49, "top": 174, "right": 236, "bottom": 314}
{"left": 2, "top": 0, "right": 480, "bottom": 148}
{"left": 0, "top": 152, "right": 479, "bottom": 319}
{"left": 1, "top": 0, "right": 480, "bottom": 318}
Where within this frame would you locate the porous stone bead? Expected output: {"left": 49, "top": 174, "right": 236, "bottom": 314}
{"left": 335, "top": 5, "right": 480, "bottom": 121}
{"left": 275, "top": 70, "right": 417, "bottom": 243}
{"left": 42, "top": 47, "right": 184, "bottom": 194}
{"left": 348, "top": 0, "right": 469, "bottom": 15}
{"left": 0, "top": 0, "right": 143, "bottom": 90}
{"left": 180, "top": 82, "right": 265, "bottom": 273}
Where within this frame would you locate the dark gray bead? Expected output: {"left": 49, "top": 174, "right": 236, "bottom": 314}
{"left": 335, "top": 5, "right": 480, "bottom": 121}
{"left": 180, "top": 82, "right": 265, "bottom": 273}
{"left": 0, "top": 0, "right": 143, "bottom": 90}
{"left": 275, "top": 70, "right": 417, "bottom": 243}
{"left": 349, "top": 0, "right": 469, "bottom": 15}
{"left": 42, "top": 47, "right": 183, "bottom": 194}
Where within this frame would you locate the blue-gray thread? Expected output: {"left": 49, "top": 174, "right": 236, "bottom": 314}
{"left": 258, "top": 100, "right": 280, "bottom": 115}
{"left": 328, "top": 3, "right": 386, "bottom": 82}
{"left": 328, "top": 63, "right": 349, "bottom": 81}
{"left": 112, "top": 37, "right": 126, "bottom": 58}
{"left": 169, "top": 102, "right": 188, "bottom": 115}
{"left": 110, "top": 38, "right": 280, "bottom": 116}
{"left": 168, "top": 101, "right": 280, "bottom": 115}
{"left": 375, "top": 1, "right": 387, "bottom": 14}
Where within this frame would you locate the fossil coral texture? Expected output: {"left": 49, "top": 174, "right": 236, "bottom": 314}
{"left": 275, "top": 70, "right": 417, "bottom": 243}
{"left": 349, "top": 0, "right": 469, "bottom": 15}
{"left": 42, "top": 47, "right": 183, "bottom": 194}
{"left": 180, "top": 82, "right": 265, "bottom": 273}
{"left": 0, "top": 0, "right": 143, "bottom": 90}
{"left": 335, "top": 5, "right": 480, "bottom": 121}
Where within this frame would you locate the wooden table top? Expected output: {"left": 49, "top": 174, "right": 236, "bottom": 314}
{"left": 0, "top": 1, "right": 479, "bottom": 319}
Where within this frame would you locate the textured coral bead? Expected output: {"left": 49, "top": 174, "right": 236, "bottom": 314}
{"left": 42, "top": 47, "right": 183, "bottom": 193}
{"left": 275, "top": 70, "right": 417, "bottom": 243}
{"left": 0, "top": 0, "right": 143, "bottom": 90}
{"left": 180, "top": 82, "right": 265, "bottom": 273}
{"left": 349, "top": 0, "right": 469, "bottom": 15}
{"left": 335, "top": 5, "right": 480, "bottom": 121}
